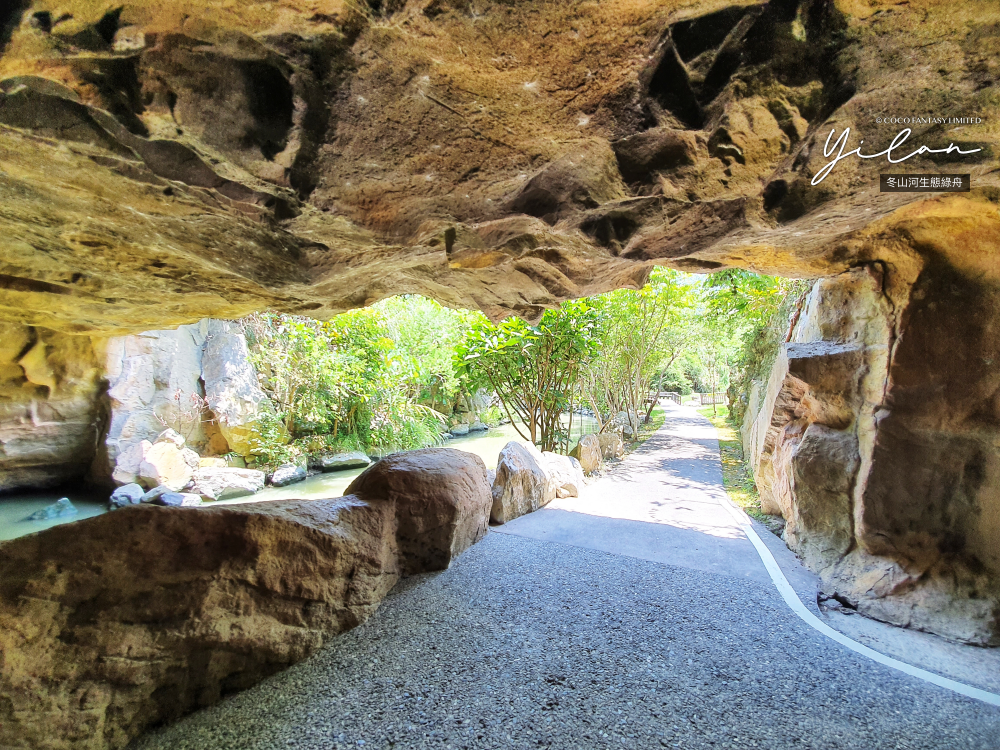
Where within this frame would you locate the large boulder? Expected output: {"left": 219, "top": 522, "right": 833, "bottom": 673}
{"left": 346, "top": 448, "right": 491, "bottom": 575}
{"left": 136, "top": 433, "right": 199, "bottom": 491}
{"left": 569, "top": 434, "right": 603, "bottom": 475}
{"left": 0, "top": 500, "right": 400, "bottom": 750}
{"left": 490, "top": 441, "right": 556, "bottom": 525}
{"left": 596, "top": 433, "right": 625, "bottom": 459}
{"left": 542, "top": 452, "right": 585, "bottom": 499}
{"left": 0, "top": 447, "right": 495, "bottom": 750}
{"left": 190, "top": 467, "right": 266, "bottom": 501}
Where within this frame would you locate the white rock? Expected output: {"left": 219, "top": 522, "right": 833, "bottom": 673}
{"left": 112, "top": 440, "right": 152, "bottom": 486}
{"left": 541, "top": 452, "right": 585, "bottom": 498}
{"left": 490, "top": 441, "right": 556, "bottom": 524}
{"left": 202, "top": 320, "right": 277, "bottom": 456}
{"left": 155, "top": 429, "right": 186, "bottom": 448}
{"left": 138, "top": 441, "right": 195, "bottom": 490}
{"left": 192, "top": 467, "right": 266, "bottom": 501}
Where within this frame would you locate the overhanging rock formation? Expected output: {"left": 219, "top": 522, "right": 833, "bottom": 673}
{"left": 0, "top": 0, "right": 997, "bottom": 333}
{"left": 0, "top": 0, "right": 997, "bottom": 695}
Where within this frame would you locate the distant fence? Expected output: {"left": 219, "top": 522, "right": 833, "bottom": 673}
{"left": 646, "top": 392, "right": 682, "bottom": 405}
{"left": 695, "top": 392, "right": 726, "bottom": 406}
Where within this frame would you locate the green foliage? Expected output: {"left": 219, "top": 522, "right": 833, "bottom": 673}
{"left": 245, "top": 410, "right": 298, "bottom": 469}
{"left": 477, "top": 404, "right": 505, "bottom": 427}
{"left": 582, "top": 268, "right": 698, "bottom": 429}
{"left": 455, "top": 300, "right": 599, "bottom": 451}
{"left": 242, "top": 301, "right": 467, "bottom": 466}
{"left": 375, "top": 295, "right": 485, "bottom": 411}
{"left": 700, "top": 270, "right": 812, "bottom": 425}
{"left": 657, "top": 359, "right": 693, "bottom": 395}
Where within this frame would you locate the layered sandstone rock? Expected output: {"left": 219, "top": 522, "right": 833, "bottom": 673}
{"left": 0, "top": 0, "right": 996, "bottom": 650}
{"left": 490, "top": 440, "right": 557, "bottom": 525}
{"left": 0, "top": 447, "right": 491, "bottom": 750}
{"left": 0, "top": 324, "right": 106, "bottom": 491}
{"left": 745, "top": 266, "right": 1000, "bottom": 645}
{"left": 0, "top": 0, "right": 996, "bottom": 336}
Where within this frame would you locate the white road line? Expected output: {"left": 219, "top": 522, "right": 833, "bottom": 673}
{"left": 714, "top": 493, "right": 1000, "bottom": 708}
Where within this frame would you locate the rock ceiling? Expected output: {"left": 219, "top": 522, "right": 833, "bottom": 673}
{"left": 0, "top": 0, "right": 997, "bottom": 334}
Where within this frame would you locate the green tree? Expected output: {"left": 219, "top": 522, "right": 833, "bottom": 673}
{"left": 700, "top": 270, "right": 812, "bottom": 424}
{"left": 582, "top": 268, "right": 697, "bottom": 431}
{"left": 375, "top": 295, "right": 485, "bottom": 412}
{"left": 455, "top": 301, "right": 598, "bottom": 451}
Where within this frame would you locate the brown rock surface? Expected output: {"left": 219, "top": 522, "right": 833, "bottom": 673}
{"left": 0, "top": 0, "right": 996, "bottom": 334}
{"left": 346, "top": 448, "right": 492, "bottom": 574}
{"left": 0, "top": 324, "right": 106, "bottom": 491}
{"left": 0, "top": 499, "right": 400, "bottom": 750}
{"left": 0, "top": 0, "right": 996, "bottom": 658}
{"left": 0, "top": 446, "right": 492, "bottom": 749}
{"left": 745, "top": 266, "right": 1000, "bottom": 645}
{"left": 490, "top": 440, "right": 556, "bottom": 524}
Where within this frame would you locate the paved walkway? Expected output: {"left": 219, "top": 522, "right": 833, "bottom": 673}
{"left": 498, "top": 404, "right": 812, "bottom": 592}
{"left": 133, "top": 405, "right": 1000, "bottom": 750}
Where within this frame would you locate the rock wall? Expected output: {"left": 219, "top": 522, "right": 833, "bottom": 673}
{"left": 0, "top": 324, "right": 106, "bottom": 491}
{"left": 0, "top": 318, "right": 271, "bottom": 493}
{"left": 99, "top": 318, "right": 271, "bottom": 483}
{"left": 745, "top": 263, "right": 1000, "bottom": 645}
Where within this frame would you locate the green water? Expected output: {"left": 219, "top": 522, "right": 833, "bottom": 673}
{"left": 0, "top": 487, "right": 109, "bottom": 542}
{"left": 0, "top": 415, "right": 599, "bottom": 538}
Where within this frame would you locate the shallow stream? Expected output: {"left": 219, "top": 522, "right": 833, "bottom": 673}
{"left": 0, "top": 415, "right": 598, "bottom": 541}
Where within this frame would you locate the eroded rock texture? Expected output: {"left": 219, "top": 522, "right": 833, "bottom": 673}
{"left": 0, "top": 0, "right": 997, "bottom": 334}
{"left": 0, "top": 324, "right": 106, "bottom": 491}
{"left": 0, "top": 447, "right": 492, "bottom": 750}
{"left": 745, "top": 265, "right": 1000, "bottom": 645}
{"left": 0, "top": 0, "right": 997, "bottom": 664}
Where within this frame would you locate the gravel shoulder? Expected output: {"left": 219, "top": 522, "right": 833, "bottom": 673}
{"left": 132, "top": 533, "right": 1000, "bottom": 750}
